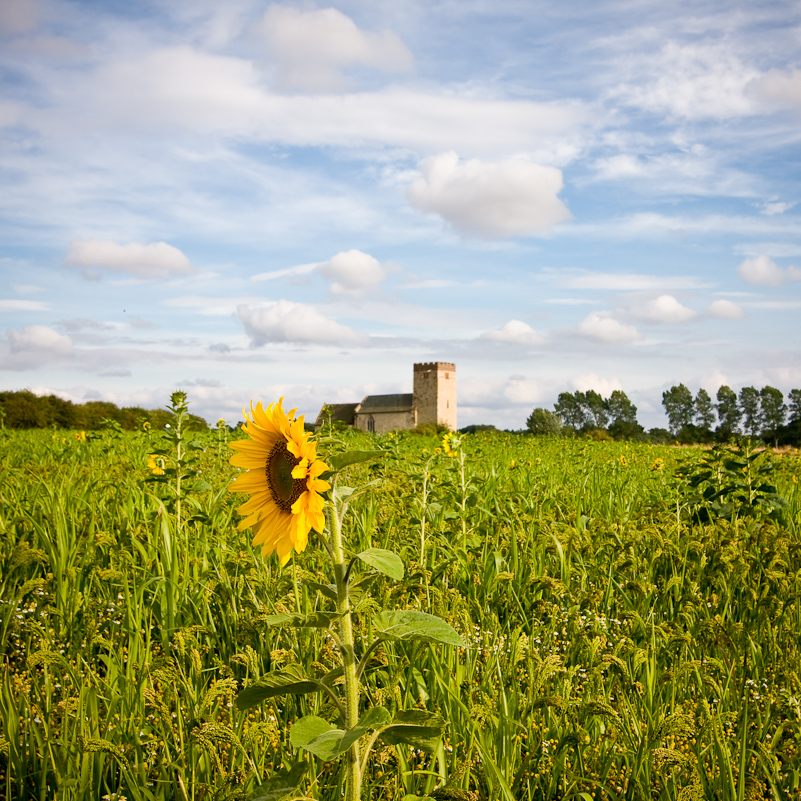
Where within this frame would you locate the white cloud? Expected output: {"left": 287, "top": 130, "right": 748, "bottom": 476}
{"left": 66, "top": 240, "right": 195, "bottom": 280}
{"left": 503, "top": 376, "right": 542, "bottom": 405}
{"left": 407, "top": 151, "right": 571, "bottom": 237}
{"left": 737, "top": 254, "right": 801, "bottom": 286}
{"left": 707, "top": 299, "right": 746, "bottom": 319}
{"left": 613, "top": 41, "right": 758, "bottom": 120}
{"left": 632, "top": 294, "right": 696, "bottom": 324}
{"left": 571, "top": 373, "right": 623, "bottom": 395}
{"left": 0, "top": 299, "right": 49, "bottom": 312}
{"left": 556, "top": 270, "right": 706, "bottom": 291}
{"left": 761, "top": 201, "right": 794, "bottom": 216}
{"left": 6, "top": 325, "right": 72, "bottom": 361}
{"left": 68, "top": 47, "right": 584, "bottom": 155}
{"left": 748, "top": 69, "right": 801, "bottom": 112}
{"left": 480, "top": 320, "right": 545, "bottom": 347}
{"left": 237, "top": 301, "right": 364, "bottom": 346}
{"left": 259, "top": 5, "right": 413, "bottom": 92}
{"left": 576, "top": 312, "right": 642, "bottom": 344}
{"left": 252, "top": 263, "right": 318, "bottom": 281}
{"left": 316, "top": 250, "right": 388, "bottom": 296}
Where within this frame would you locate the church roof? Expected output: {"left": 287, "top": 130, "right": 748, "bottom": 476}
{"left": 313, "top": 403, "right": 358, "bottom": 427}
{"left": 357, "top": 393, "right": 414, "bottom": 414}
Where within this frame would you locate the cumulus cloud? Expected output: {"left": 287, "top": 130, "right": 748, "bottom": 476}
{"left": 576, "top": 312, "right": 642, "bottom": 344}
{"left": 259, "top": 5, "right": 413, "bottom": 91}
{"left": 237, "top": 301, "right": 364, "bottom": 346}
{"left": 66, "top": 240, "right": 195, "bottom": 280}
{"left": 571, "top": 373, "right": 623, "bottom": 395}
{"left": 632, "top": 294, "right": 697, "bottom": 324}
{"left": 315, "top": 250, "right": 388, "bottom": 296}
{"left": 480, "top": 320, "right": 545, "bottom": 347}
{"left": 737, "top": 254, "right": 801, "bottom": 286}
{"left": 3, "top": 325, "right": 74, "bottom": 369}
{"left": 407, "top": 151, "right": 571, "bottom": 238}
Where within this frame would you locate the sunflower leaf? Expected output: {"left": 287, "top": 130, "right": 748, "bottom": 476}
{"left": 357, "top": 548, "right": 405, "bottom": 581}
{"left": 378, "top": 709, "right": 445, "bottom": 752}
{"left": 248, "top": 763, "right": 307, "bottom": 801}
{"left": 374, "top": 611, "right": 465, "bottom": 647}
{"left": 235, "top": 666, "right": 329, "bottom": 710}
{"left": 261, "top": 612, "right": 340, "bottom": 629}
{"left": 339, "top": 706, "right": 393, "bottom": 752}
{"left": 303, "top": 579, "right": 338, "bottom": 602}
{"left": 327, "top": 450, "right": 385, "bottom": 472}
{"left": 289, "top": 716, "right": 345, "bottom": 761}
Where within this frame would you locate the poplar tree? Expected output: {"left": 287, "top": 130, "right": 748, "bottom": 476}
{"left": 716, "top": 385, "right": 741, "bottom": 436}
{"left": 694, "top": 388, "right": 716, "bottom": 432}
{"left": 789, "top": 389, "right": 801, "bottom": 422}
{"left": 760, "top": 386, "right": 786, "bottom": 446}
{"left": 662, "top": 384, "right": 694, "bottom": 435}
{"left": 739, "top": 386, "right": 762, "bottom": 438}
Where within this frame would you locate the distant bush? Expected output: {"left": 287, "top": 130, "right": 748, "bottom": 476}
{"left": 458, "top": 424, "right": 497, "bottom": 434}
{"left": 0, "top": 389, "right": 208, "bottom": 431}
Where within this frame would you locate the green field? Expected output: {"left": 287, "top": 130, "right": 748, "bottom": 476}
{"left": 1, "top": 414, "right": 800, "bottom": 800}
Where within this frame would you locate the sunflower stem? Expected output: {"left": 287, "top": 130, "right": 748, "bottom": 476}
{"left": 327, "top": 497, "right": 362, "bottom": 801}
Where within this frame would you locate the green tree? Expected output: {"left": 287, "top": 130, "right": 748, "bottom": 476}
{"left": 662, "top": 384, "right": 694, "bottom": 435}
{"left": 788, "top": 389, "right": 801, "bottom": 422}
{"left": 760, "top": 386, "right": 786, "bottom": 446}
{"left": 607, "top": 389, "right": 638, "bottom": 424}
{"left": 739, "top": 386, "right": 762, "bottom": 438}
{"left": 716, "top": 385, "right": 741, "bottom": 436}
{"left": 554, "top": 391, "right": 586, "bottom": 430}
{"left": 583, "top": 390, "right": 609, "bottom": 429}
{"left": 694, "top": 388, "right": 716, "bottom": 431}
{"left": 526, "top": 407, "right": 562, "bottom": 435}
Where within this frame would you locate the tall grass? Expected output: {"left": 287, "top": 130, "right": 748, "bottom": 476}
{"left": 1, "top": 426, "right": 799, "bottom": 799}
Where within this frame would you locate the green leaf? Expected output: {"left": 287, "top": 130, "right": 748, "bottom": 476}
{"left": 303, "top": 579, "right": 338, "bottom": 602}
{"left": 357, "top": 548, "right": 404, "bottom": 581}
{"left": 248, "top": 763, "right": 307, "bottom": 801}
{"left": 374, "top": 611, "right": 465, "bottom": 647}
{"left": 235, "top": 665, "right": 328, "bottom": 710}
{"left": 339, "top": 706, "right": 392, "bottom": 752}
{"left": 289, "top": 716, "right": 345, "bottom": 761}
{"left": 328, "top": 450, "right": 385, "bottom": 472}
{"left": 190, "top": 478, "right": 212, "bottom": 493}
{"left": 261, "top": 612, "right": 340, "bottom": 629}
{"left": 379, "top": 709, "right": 445, "bottom": 752}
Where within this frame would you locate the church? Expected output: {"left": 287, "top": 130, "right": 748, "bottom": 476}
{"left": 315, "top": 362, "right": 456, "bottom": 433}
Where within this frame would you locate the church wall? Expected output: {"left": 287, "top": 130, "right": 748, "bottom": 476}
{"left": 354, "top": 408, "right": 417, "bottom": 434}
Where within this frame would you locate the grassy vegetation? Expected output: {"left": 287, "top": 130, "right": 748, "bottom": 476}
{"left": 1, "top": 417, "right": 800, "bottom": 800}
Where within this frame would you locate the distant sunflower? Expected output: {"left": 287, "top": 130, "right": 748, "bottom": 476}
{"left": 229, "top": 398, "right": 330, "bottom": 565}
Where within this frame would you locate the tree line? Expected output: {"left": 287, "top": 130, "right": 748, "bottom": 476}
{"left": 661, "top": 384, "right": 801, "bottom": 446}
{"left": 0, "top": 390, "right": 208, "bottom": 431}
{"left": 527, "top": 385, "right": 801, "bottom": 445}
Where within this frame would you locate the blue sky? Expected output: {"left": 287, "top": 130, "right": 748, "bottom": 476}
{"left": 1, "top": 0, "right": 800, "bottom": 429}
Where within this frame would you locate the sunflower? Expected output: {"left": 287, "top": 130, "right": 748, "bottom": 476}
{"left": 229, "top": 398, "right": 330, "bottom": 565}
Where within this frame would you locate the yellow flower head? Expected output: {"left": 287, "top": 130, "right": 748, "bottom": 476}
{"left": 651, "top": 457, "right": 665, "bottom": 471}
{"left": 75, "top": 430, "right": 87, "bottom": 441}
{"left": 142, "top": 421, "right": 151, "bottom": 432}
{"left": 620, "top": 455, "right": 627, "bottom": 466}
{"left": 148, "top": 455, "right": 164, "bottom": 475}
{"left": 229, "top": 398, "right": 330, "bottom": 566}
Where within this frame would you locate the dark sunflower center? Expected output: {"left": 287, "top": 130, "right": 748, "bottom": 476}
{"left": 266, "top": 441, "right": 306, "bottom": 512}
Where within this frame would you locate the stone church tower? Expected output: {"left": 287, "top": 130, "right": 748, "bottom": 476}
{"left": 413, "top": 362, "right": 456, "bottom": 430}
